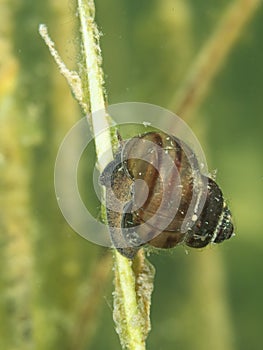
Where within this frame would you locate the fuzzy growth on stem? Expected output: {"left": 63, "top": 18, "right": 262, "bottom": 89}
{"left": 39, "top": 1, "right": 155, "bottom": 349}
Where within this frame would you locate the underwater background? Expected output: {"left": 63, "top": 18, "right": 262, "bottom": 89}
{"left": 0, "top": 0, "right": 262, "bottom": 349}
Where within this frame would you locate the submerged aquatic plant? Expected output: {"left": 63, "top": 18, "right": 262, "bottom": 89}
{"left": 0, "top": 0, "right": 260, "bottom": 349}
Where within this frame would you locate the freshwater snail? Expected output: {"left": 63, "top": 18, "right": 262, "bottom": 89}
{"left": 99, "top": 131, "right": 234, "bottom": 259}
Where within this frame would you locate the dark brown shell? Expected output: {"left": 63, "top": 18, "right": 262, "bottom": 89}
{"left": 100, "top": 131, "right": 234, "bottom": 259}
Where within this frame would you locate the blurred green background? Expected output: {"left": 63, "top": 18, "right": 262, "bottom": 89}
{"left": 0, "top": 0, "right": 263, "bottom": 349}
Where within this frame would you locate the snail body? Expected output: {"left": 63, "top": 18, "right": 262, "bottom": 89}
{"left": 100, "top": 131, "right": 234, "bottom": 259}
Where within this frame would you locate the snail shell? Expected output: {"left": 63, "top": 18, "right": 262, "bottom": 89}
{"left": 100, "top": 131, "right": 234, "bottom": 259}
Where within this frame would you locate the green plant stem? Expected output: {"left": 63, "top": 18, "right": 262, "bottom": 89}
{"left": 39, "top": 24, "right": 89, "bottom": 114}
{"left": 77, "top": 2, "right": 152, "bottom": 349}
{"left": 170, "top": 0, "right": 261, "bottom": 120}
{"left": 40, "top": 1, "right": 154, "bottom": 349}
{"left": 77, "top": 0, "right": 104, "bottom": 114}
{"left": 77, "top": 0, "right": 113, "bottom": 172}
{"left": 114, "top": 253, "right": 146, "bottom": 350}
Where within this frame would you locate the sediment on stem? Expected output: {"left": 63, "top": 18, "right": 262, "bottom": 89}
{"left": 39, "top": 1, "right": 155, "bottom": 349}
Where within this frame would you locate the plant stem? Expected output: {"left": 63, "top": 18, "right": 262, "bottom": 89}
{"left": 114, "top": 252, "right": 150, "bottom": 350}
{"left": 77, "top": 1, "right": 153, "bottom": 348}
{"left": 78, "top": 0, "right": 105, "bottom": 114}
{"left": 40, "top": 1, "right": 154, "bottom": 349}
{"left": 77, "top": 2, "right": 153, "bottom": 349}
{"left": 170, "top": 0, "right": 261, "bottom": 120}
{"left": 77, "top": 0, "right": 113, "bottom": 172}
{"left": 39, "top": 24, "right": 88, "bottom": 113}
